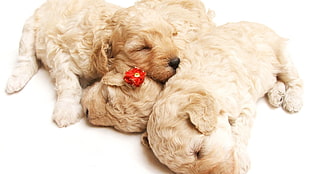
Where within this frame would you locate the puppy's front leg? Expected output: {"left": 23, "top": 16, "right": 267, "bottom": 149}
{"left": 50, "top": 54, "right": 83, "bottom": 127}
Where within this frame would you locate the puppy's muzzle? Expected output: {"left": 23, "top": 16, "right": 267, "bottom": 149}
{"left": 168, "top": 57, "right": 180, "bottom": 70}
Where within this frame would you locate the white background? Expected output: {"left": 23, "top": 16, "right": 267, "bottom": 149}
{"left": 0, "top": 0, "right": 309, "bottom": 173}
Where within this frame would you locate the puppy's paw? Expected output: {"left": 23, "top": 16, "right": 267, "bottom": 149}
{"left": 267, "top": 81, "right": 285, "bottom": 108}
{"left": 6, "top": 57, "right": 38, "bottom": 94}
{"left": 6, "top": 73, "right": 32, "bottom": 94}
{"left": 283, "top": 88, "right": 303, "bottom": 113}
{"left": 52, "top": 100, "right": 83, "bottom": 127}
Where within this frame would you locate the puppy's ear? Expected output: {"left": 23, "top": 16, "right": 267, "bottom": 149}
{"left": 91, "top": 26, "right": 114, "bottom": 76}
{"left": 101, "top": 70, "right": 125, "bottom": 86}
{"left": 184, "top": 93, "right": 218, "bottom": 135}
{"left": 91, "top": 43, "right": 110, "bottom": 75}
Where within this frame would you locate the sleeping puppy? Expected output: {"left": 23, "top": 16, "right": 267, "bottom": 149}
{"left": 143, "top": 22, "right": 303, "bottom": 174}
{"left": 81, "top": 58, "right": 162, "bottom": 133}
{"left": 5, "top": 0, "right": 121, "bottom": 127}
{"left": 81, "top": 0, "right": 215, "bottom": 132}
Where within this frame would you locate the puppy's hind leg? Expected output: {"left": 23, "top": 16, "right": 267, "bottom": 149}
{"left": 50, "top": 52, "right": 83, "bottom": 127}
{"left": 277, "top": 42, "right": 303, "bottom": 113}
{"left": 6, "top": 17, "right": 39, "bottom": 94}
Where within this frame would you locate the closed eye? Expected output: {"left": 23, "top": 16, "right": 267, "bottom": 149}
{"left": 136, "top": 45, "right": 152, "bottom": 51}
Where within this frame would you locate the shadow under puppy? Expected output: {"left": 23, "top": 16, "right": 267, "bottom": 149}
{"left": 143, "top": 22, "right": 303, "bottom": 174}
{"left": 81, "top": 0, "right": 215, "bottom": 133}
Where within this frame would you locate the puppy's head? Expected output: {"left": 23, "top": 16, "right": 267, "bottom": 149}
{"left": 81, "top": 76, "right": 115, "bottom": 127}
{"left": 146, "top": 88, "right": 240, "bottom": 174}
{"left": 81, "top": 69, "right": 162, "bottom": 132}
{"left": 109, "top": 7, "right": 180, "bottom": 83}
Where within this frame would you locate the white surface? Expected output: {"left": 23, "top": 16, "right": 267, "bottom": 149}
{"left": 0, "top": 0, "right": 309, "bottom": 174}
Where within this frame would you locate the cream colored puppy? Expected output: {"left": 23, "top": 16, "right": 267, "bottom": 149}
{"left": 81, "top": 59, "right": 162, "bottom": 133}
{"left": 108, "top": 0, "right": 215, "bottom": 83}
{"left": 81, "top": 0, "right": 215, "bottom": 132}
{"left": 144, "top": 22, "right": 303, "bottom": 174}
{"left": 6, "top": 0, "right": 121, "bottom": 127}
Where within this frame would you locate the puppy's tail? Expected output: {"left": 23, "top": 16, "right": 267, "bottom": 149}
{"left": 6, "top": 16, "right": 39, "bottom": 94}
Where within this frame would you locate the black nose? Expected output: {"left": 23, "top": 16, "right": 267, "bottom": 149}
{"left": 168, "top": 57, "right": 180, "bottom": 70}
{"left": 85, "top": 109, "right": 89, "bottom": 118}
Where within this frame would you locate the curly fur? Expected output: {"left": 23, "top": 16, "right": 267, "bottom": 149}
{"left": 5, "top": 0, "right": 215, "bottom": 127}
{"left": 81, "top": 0, "right": 215, "bottom": 132}
{"left": 81, "top": 62, "right": 162, "bottom": 133}
{"left": 108, "top": 0, "right": 215, "bottom": 82}
{"left": 143, "top": 22, "right": 303, "bottom": 174}
{"left": 6, "top": 0, "right": 121, "bottom": 127}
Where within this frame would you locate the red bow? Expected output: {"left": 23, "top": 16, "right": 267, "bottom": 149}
{"left": 124, "top": 67, "right": 146, "bottom": 87}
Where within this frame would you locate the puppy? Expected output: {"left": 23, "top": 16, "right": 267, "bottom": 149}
{"left": 6, "top": 0, "right": 121, "bottom": 127}
{"left": 108, "top": 0, "right": 215, "bottom": 83}
{"left": 143, "top": 22, "right": 303, "bottom": 174}
{"left": 81, "top": 0, "right": 215, "bottom": 132}
{"left": 81, "top": 59, "right": 162, "bottom": 133}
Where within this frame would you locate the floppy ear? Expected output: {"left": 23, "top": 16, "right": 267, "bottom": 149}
{"left": 101, "top": 70, "right": 125, "bottom": 86}
{"left": 91, "top": 23, "right": 115, "bottom": 76}
{"left": 91, "top": 42, "right": 110, "bottom": 75}
{"left": 184, "top": 93, "right": 218, "bottom": 135}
